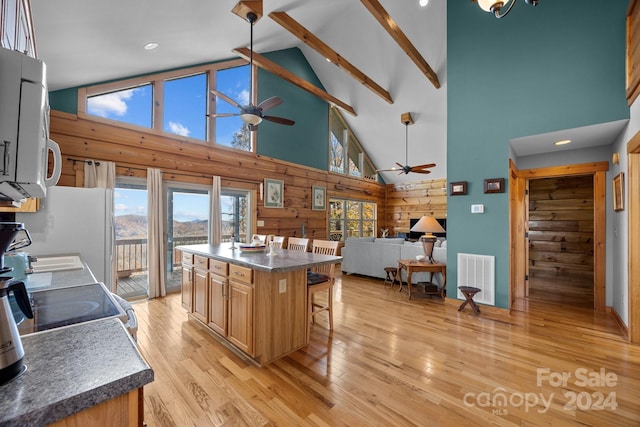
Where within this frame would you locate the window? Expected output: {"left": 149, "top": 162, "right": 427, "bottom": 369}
{"left": 329, "top": 107, "right": 377, "bottom": 180}
{"left": 329, "top": 198, "right": 377, "bottom": 241}
{"left": 81, "top": 59, "right": 252, "bottom": 151}
{"left": 221, "top": 190, "right": 250, "bottom": 242}
{"left": 164, "top": 74, "right": 207, "bottom": 140}
{"left": 215, "top": 65, "right": 252, "bottom": 150}
{"left": 87, "top": 84, "right": 153, "bottom": 128}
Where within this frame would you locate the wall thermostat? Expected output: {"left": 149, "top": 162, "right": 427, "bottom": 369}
{"left": 471, "top": 204, "right": 484, "bottom": 214}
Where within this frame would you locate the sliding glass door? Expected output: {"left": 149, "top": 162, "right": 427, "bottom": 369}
{"left": 114, "top": 180, "right": 149, "bottom": 299}
{"left": 166, "top": 186, "right": 209, "bottom": 293}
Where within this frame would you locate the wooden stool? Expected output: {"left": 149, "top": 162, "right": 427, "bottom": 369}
{"left": 383, "top": 267, "right": 398, "bottom": 287}
{"left": 458, "top": 286, "right": 481, "bottom": 314}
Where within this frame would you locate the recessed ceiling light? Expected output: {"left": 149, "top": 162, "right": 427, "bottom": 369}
{"left": 554, "top": 139, "right": 571, "bottom": 146}
{"left": 144, "top": 42, "right": 159, "bottom": 51}
{"left": 419, "top": 0, "right": 429, "bottom": 6}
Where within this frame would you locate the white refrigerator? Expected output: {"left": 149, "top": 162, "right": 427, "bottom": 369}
{"left": 17, "top": 186, "right": 114, "bottom": 289}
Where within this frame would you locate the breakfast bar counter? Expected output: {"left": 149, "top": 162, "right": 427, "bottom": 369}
{"left": 177, "top": 243, "right": 342, "bottom": 366}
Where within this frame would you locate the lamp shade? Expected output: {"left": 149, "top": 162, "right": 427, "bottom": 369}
{"left": 410, "top": 216, "right": 445, "bottom": 236}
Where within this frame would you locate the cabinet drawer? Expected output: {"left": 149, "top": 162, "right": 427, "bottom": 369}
{"left": 181, "top": 252, "right": 194, "bottom": 265}
{"left": 209, "top": 259, "right": 228, "bottom": 276}
{"left": 194, "top": 255, "right": 209, "bottom": 270}
{"left": 229, "top": 264, "right": 253, "bottom": 284}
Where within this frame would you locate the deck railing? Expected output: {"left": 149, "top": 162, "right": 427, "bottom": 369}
{"left": 115, "top": 235, "right": 210, "bottom": 276}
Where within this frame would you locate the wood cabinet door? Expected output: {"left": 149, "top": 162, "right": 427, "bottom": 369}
{"left": 192, "top": 268, "right": 208, "bottom": 323}
{"left": 208, "top": 274, "right": 227, "bottom": 336}
{"left": 181, "top": 265, "right": 193, "bottom": 311}
{"left": 227, "top": 280, "right": 253, "bottom": 356}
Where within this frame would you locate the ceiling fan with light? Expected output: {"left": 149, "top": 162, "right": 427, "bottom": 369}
{"left": 377, "top": 112, "right": 436, "bottom": 175}
{"left": 208, "top": 11, "right": 294, "bottom": 131}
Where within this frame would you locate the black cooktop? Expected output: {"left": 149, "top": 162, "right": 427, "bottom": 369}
{"left": 29, "top": 283, "right": 124, "bottom": 332}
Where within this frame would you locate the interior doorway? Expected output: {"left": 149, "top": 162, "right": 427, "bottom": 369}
{"left": 510, "top": 161, "right": 608, "bottom": 312}
{"left": 526, "top": 175, "right": 595, "bottom": 308}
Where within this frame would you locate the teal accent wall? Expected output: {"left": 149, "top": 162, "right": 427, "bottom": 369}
{"left": 257, "top": 48, "right": 329, "bottom": 169}
{"left": 49, "top": 87, "right": 78, "bottom": 114}
{"left": 447, "top": 0, "right": 629, "bottom": 308}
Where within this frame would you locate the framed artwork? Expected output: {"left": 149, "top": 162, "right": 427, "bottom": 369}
{"left": 450, "top": 181, "right": 467, "bottom": 196}
{"left": 264, "top": 178, "right": 284, "bottom": 208}
{"left": 312, "top": 185, "right": 326, "bottom": 210}
{"left": 484, "top": 178, "right": 505, "bottom": 194}
{"left": 613, "top": 172, "right": 624, "bottom": 211}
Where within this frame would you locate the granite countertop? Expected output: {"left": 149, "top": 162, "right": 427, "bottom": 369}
{"left": 177, "top": 242, "right": 342, "bottom": 272}
{"left": 0, "top": 318, "right": 153, "bottom": 426}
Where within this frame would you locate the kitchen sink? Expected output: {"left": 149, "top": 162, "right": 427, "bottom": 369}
{"left": 31, "top": 255, "right": 84, "bottom": 273}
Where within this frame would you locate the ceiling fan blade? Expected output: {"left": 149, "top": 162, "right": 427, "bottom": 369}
{"left": 395, "top": 162, "right": 405, "bottom": 168}
{"left": 211, "top": 90, "right": 242, "bottom": 109}
{"left": 411, "top": 169, "right": 432, "bottom": 174}
{"left": 257, "top": 96, "right": 283, "bottom": 112}
{"left": 376, "top": 168, "right": 398, "bottom": 172}
{"left": 412, "top": 163, "right": 437, "bottom": 170}
{"left": 206, "top": 113, "right": 239, "bottom": 118}
{"left": 263, "top": 115, "right": 295, "bottom": 126}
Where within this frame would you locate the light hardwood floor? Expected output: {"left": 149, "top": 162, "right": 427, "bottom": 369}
{"left": 133, "top": 270, "right": 640, "bottom": 426}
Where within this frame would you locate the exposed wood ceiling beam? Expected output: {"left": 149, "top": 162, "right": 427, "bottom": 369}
{"left": 231, "top": 0, "right": 263, "bottom": 22}
{"left": 269, "top": 11, "right": 393, "bottom": 104}
{"left": 360, "top": 0, "right": 440, "bottom": 89}
{"left": 232, "top": 47, "right": 357, "bottom": 117}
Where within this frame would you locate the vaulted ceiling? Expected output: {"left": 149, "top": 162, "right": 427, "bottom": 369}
{"left": 29, "top": 0, "right": 626, "bottom": 184}
{"left": 31, "top": 0, "right": 447, "bottom": 183}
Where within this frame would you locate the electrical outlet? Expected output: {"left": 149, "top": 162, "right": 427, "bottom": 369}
{"left": 257, "top": 220, "right": 264, "bottom": 227}
{"left": 279, "top": 279, "right": 286, "bottom": 293}
{"left": 471, "top": 204, "right": 484, "bottom": 214}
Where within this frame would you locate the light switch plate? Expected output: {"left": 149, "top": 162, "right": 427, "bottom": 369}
{"left": 257, "top": 220, "right": 265, "bottom": 227}
{"left": 471, "top": 204, "right": 484, "bottom": 214}
{"left": 279, "top": 279, "right": 287, "bottom": 293}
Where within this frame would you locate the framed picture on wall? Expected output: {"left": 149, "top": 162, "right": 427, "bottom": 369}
{"left": 613, "top": 172, "right": 624, "bottom": 211}
{"left": 312, "top": 185, "right": 326, "bottom": 210}
{"left": 264, "top": 178, "right": 284, "bottom": 208}
{"left": 450, "top": 181, "right": 467, "bottom": 196}
{"left": 484, "top": 178, "right": 505, "bottom": 194}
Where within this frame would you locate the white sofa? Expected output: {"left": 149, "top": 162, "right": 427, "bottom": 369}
{"left": 341, "top": 237, "right": 447, "bottom": 284}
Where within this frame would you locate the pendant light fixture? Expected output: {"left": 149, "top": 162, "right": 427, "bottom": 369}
{"left": 476, "top": 0, "right": 539, "bottom": 19}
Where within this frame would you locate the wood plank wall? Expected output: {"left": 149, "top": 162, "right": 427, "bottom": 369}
{"left": 384, "top": 178, "right": 447, "bottom": 236}
{"left": 49, "top": 110, "right": 385, "bottom": 240}
{"left": 528, "top": 175, "right": 594, "bottom": 281}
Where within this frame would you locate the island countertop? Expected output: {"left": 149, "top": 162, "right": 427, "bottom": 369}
{"left": 177, "top": 242, "right": 342, "bottom": 272}
{"left": 0, "top": 318, "right": 153, "bottom": 426}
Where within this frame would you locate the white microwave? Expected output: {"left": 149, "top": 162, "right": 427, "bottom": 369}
{"left": 0, "top": 48, "right": 61, "bottom": 201}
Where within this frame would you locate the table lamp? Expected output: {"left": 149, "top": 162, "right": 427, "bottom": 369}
{"left": 410, "top": 216, "right": 445, "bottom": 263}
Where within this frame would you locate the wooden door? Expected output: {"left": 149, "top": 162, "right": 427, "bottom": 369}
{"left": 227, "top": 280, "right": 253, "bottom": 356}
{"left": 208, "top": 274, "right": 228, "bottom": 336}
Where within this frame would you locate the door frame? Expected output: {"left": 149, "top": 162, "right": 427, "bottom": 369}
{"left": 628, "top": 131, "right": 640, "bottom": 343}
{"left": 509, "top": 161, "right": 609, "bottom": 312}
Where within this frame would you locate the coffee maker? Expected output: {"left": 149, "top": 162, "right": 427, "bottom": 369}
{"left": 0, "top": 222, "right": 34, "bottom": 384}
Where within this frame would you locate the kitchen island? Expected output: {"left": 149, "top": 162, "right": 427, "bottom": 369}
{"left": 0, "top": 256, "right": 153, "bottom": 426}
{"left": 177, "top": 243, "right": 342, "bottom": 366}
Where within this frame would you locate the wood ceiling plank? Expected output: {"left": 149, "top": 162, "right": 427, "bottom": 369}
{"left": 232, "top": 47, "right": 357, "bottom": 116}
{"left": 360, "top": 0, "right": 440, "bottom": 89}
{"left": 269, "top": 11, "right": 393, "bottom": 104}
